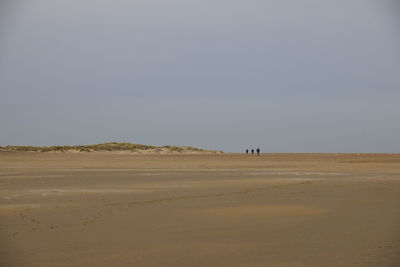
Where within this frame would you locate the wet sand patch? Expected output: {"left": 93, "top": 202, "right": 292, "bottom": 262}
{"left": 201, "top": 204, "right": 328, "bottom": 218}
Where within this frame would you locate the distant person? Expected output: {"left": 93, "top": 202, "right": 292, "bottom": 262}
{"left": 256, "top": 148, "right": 260, "bottom": 156}
{"left": 251, "top": 149, "right": 254, "bottom": 155}
{"left": 246, "top": 149, "right": 249, "bottom": 154}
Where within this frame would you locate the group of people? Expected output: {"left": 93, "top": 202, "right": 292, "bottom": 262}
{"left": 246, "top": 148, "right": 261, "bottom": 156}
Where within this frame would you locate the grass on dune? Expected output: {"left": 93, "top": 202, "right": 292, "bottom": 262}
{"left": 0, "top": 142, "right": 223, "bottom": 153}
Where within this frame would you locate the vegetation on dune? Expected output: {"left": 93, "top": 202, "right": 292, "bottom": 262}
{"left": 0, "top": 142, "right": 223, "bottom": 154}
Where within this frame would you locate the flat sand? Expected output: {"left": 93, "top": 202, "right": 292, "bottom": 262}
{"left": 1, "top": 152, "right": 399, "bottom": 266}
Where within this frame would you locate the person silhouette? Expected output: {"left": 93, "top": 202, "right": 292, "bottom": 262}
{"left": 256, "top": 148, "right": 260, "bottom": 156}
{"left": 251, "top": 149, "right": 254, "bottom": 155}
{"left": 246, "top": 149, "right": 249, "bottom": 154}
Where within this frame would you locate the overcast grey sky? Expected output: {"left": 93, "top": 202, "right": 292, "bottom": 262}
{"left": 1, "top": 0, "right": 399, "bottom": 152}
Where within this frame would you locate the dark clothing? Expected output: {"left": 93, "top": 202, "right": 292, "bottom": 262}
{"left": 251, "top": 149, "right": 254, "bottom": 155}
{"left": 246, "top": 149, "right": 249, "bottom": 154}
{"left": 256, "top": 148, "right": 260, "bottom": 156}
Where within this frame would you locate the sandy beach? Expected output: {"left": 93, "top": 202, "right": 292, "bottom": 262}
{"left": 1, "top": 152, "right": 399, "bottom": 266}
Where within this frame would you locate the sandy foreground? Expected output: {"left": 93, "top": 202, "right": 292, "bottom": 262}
{"left": 0, "top": 152, "right": 399, "bottom": 266}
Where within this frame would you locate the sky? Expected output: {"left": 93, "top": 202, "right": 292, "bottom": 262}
{"left": 0, "top": 0, "right": 399, "bottom": 152}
